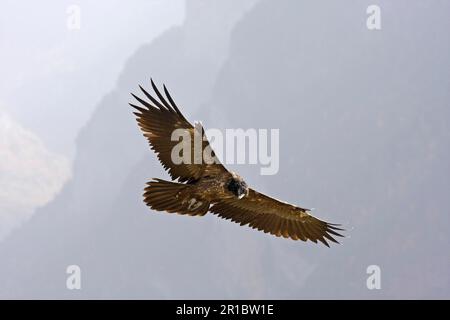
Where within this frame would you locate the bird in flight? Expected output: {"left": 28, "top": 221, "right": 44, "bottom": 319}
{"left": 130, "top": 80, "right": 343, "bottom": 246}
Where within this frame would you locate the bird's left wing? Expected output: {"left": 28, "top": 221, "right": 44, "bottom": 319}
{"left": 130, "top": 80, "right": 228, "bottom": 182}
{"left": 210, "top": 189, "right": 343, "bottom": 246}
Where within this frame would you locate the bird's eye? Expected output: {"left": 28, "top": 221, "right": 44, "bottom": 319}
{"left": 227, "top": 179, "right": 239, "bottom": 195}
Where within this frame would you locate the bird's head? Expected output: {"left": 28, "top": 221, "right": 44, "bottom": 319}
{"left": 227, "top": 175, "right": 249, "bottom": 199}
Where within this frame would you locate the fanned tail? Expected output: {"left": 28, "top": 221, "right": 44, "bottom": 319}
{"left": 144, "top": 179, "right": 210, "bottom": 216}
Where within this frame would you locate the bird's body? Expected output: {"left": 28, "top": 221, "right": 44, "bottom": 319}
{"left": 145, "top": 171, "right": 246, "bottom": 216}
{"left": 187, "top": 171, "right": 240, "bottom": 202}
{"left": 130, "top": 80, "right": 344, "bottom": 246}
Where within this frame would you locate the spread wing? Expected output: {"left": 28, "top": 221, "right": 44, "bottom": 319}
{"left": 210, "top": 189, "right": 344, "bottom": 246}
{"left": 130, "top": 79, "right": 227, "bottom": 182}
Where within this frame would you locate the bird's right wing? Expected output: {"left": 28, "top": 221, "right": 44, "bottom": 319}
{"left": 130, "top": 80, "right": 228, "bottom": 182}
{"left": 210, "top": 189, "right": 344, "bottom": 246}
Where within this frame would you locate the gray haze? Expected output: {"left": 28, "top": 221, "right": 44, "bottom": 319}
{"left": 0, "top": 0, "right": 184, "bottom": 156}
{"left": 0, "top": 0, "right": 449, "bottom": 299}
{"left": 0, "top": 0, "right": 183, "bottom": 245}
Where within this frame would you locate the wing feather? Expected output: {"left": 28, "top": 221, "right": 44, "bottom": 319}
{"left": 210, "top": 188, "right": 343, "bottom": 246}
{"left": 130, "top": 80, "right": 227, "bottom": 182}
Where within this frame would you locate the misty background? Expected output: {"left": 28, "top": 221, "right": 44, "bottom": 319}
{"left": 0, "top": 0, "right": 449, "bottom": 298}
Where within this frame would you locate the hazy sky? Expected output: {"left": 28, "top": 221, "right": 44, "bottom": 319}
{"left": 0, "top": 0, "right": 185, "bottom": 156}
{"left": 0, "top": 0, "right": 184, "bottom": 239}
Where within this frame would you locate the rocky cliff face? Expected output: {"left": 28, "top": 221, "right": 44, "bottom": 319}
{"left": 0, "top": 111, "right": 70, "bottom": 241}
{"left": 1, "top": 0, "right": 449, "bottom": 298}
{"left": 209, "top": 0, "right": 450, "bottom": 298}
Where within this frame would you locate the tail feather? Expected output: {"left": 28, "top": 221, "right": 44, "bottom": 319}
{"left": 144, "top": 178, "right": 209, "bottom": 216}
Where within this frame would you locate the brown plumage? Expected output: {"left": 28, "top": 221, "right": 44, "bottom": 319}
{"left": 130, "top": 79, "right": 344, "bottom": 246}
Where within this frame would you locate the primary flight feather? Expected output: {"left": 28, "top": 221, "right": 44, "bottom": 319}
{"left": 130, "top": 79, "right": 344, "bottom": 246}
